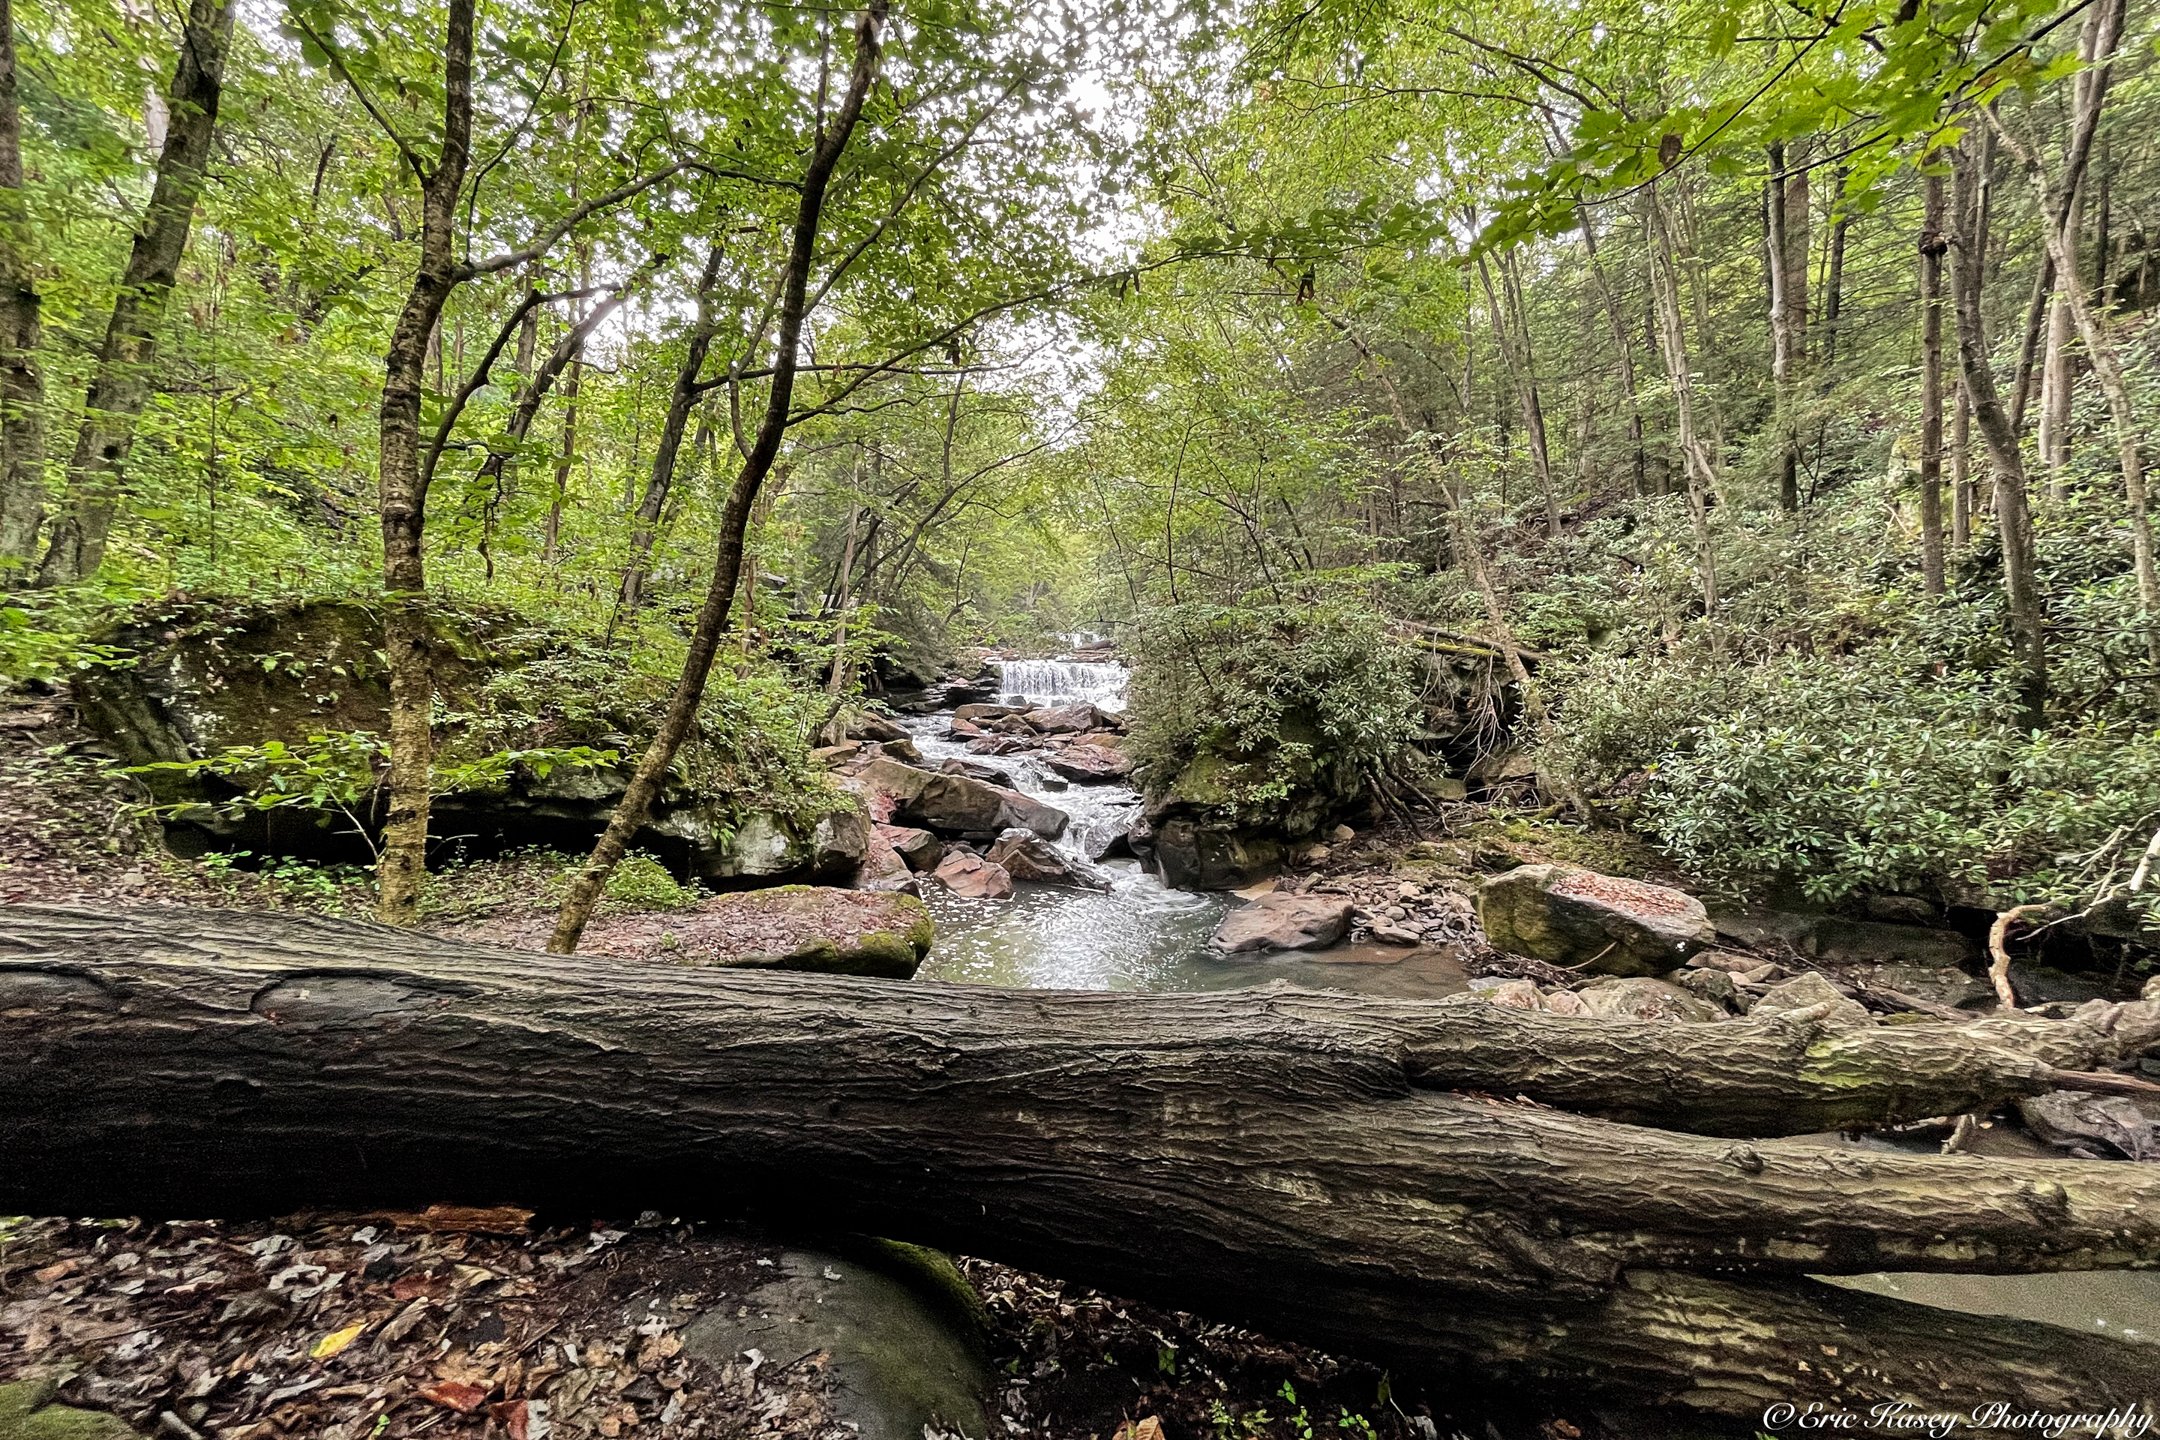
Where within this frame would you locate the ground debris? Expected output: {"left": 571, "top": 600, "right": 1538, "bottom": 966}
{"left": 0, "top": 1214, "right": 847, "bottom": 1439}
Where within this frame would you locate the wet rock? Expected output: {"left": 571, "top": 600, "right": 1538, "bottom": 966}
{"left": 1210, "top": 892, "right": 1355, "bottom": 953}
{"left": 934, "top": 850, "right": 1015, "bottom": 899}
{"left": 1479, "top": 978, "right": 1543, "bottom": 1010}
{"left": 952, "top": 702, "right": 1029, "bottom": 723}
{"left": 1151, "top": 817, "right": 1283, "bottom": 891}
{"left": 1078, "top": 815, "right": 1139, "bottom": 862}
{"left": 1041, "top": 744, "right": 1133, "bottom": 783}
{"left": 939, "top": 756, "right": 1019, "bottom": 787}
{"left": 846, "top": 757, "right": 1068, "bottom": 841}
{"left": 2017, "top": 1092, "right": 2160, "bottom": 1160}
{"left": 1748, "top": 971, "right": 1873, "bottom": 1027}
{"left": 947, "top": 716, "right": 988, "bottom": 741}
{"left": 871, "top": 736, "right": 924, "bottom": 766}
{"left": 967, "top": 735, "right": 1036, "bottom": 757}
{"left": 1368, "top": 921, "right": 1421, "bottom": 946}
{"left": 877, "top": 823, "right": 944, "bottom": 873}
{"left": 1022, "top": 703, "right": 1104, "bottom": 735}
{"left": 986, "top": 829, "right": 1113, "bottom": 891}
{"left": 682, "top": 1246, "right": 990, "bottom": 1440}
{"left": 1477, "top": 864, "right": 1716, "bottom": 976}
{"left": 842, "top": 710, "right": 910, "bottom": 744}
{"left": 856, "top": 825, "right": 920, "bottom": 895}
{"left": 1577, "top": 976, "right": 1723, "bottom": 1023}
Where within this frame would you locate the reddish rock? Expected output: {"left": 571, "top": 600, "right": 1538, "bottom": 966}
{"left": 1476, "top": 864, "right": 1715, "bottom": 976}
{"left": 1209, "top": 893, "right": 1355, "bottom": 954}
{"left": 934, "top": 850, "right": 1014, "bottom": 899}
{"left": 876, "top": 823, "right": 944, "bottom": 872}
{"left": 986, "top": 829, "right": 1113, "bottom": 890}
{"left": 1042, "top": 744, "right": 1133, "bottom": 784}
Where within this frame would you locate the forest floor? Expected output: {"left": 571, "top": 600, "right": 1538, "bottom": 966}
{"left": 0, "top": 692, "right": 1649, "bottom": 1440}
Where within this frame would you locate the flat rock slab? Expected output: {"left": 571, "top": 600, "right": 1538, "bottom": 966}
{"left": 1210, "top": 892, "right": 1354, "bottom": 953}
{"left": 682, "top": 1248, "right": 989, "bottom": 1440}
{"left": 934, "top": 850, "right": 1015, "bottom": 899}
{"left": 1477, "top": 863, "right": 1715, "bottom": 976}
{"left": 450, "top": 886, "right": 933, "bottom": 978}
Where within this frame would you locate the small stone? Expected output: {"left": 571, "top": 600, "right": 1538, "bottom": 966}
{"left": 1369, "top": 921, "right": 1420, "bottom": 946}
{"left": 1750, "top": 972, "right": 1872, "bottom": 1028}
{"left": 933, "top": 850, "right": 1015, "bottom": 899}
{"left": 1330, "top": 824, "right": 1356, "bottom": 844}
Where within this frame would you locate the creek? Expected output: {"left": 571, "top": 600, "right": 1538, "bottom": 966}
{"left": 903, "top": 654, "right": 2160, "bottom": 1352}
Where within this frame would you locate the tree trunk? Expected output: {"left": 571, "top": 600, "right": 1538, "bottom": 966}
{"left": 1644, "top": 185, "right": 1719, "bottom": 622}
{"left": 1949, "top": 141, "right": 2046, "bottom": 725}
{"left": 1919, "top": 175, "right": 1947, "bottom": 596}
{"left": 1765, "top": 142, "right": 1801, "bottom": 513}
{"left": 610, "top": 241, "right": 727, "bottom": 632}
{"left": 1952, "top": 378, "right": 1973, "bottom": 550}
{"left": 5, "top": 904, "right": 2160, "bottom": 1425}
{"left": 0, "top": 0, "right": 42, "bottom": 569}
{"left": 1820, "top": 168, "right": 1850, "bottom": 371}
{"left": 1572, "top": 209, "right": 1647, "bottom": 499}
{"left": 550, "top": 2, "right": 890, "bottom": 953}
{"left": 34, "top": 0, "right": 234, "bottom": 584}
{"left": 373, "top": 0, "right": 476, "bottom": 926}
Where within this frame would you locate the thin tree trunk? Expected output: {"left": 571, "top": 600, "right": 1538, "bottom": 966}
{"left": 1920, "top": 176, "right": 1947, "bottom": 596}
{"left": 1820, "top": 168, "right": 1850, "bottom": 371}
{"left": 610, "top": 241, "right": 726, "bottom": 632}
{"left": 1645, "top": 185, "right": 1719, "bottom": 622}
{"left": 1482, "top": 250, "right": 1560, "bottom": 536}
{"left": 1766, "top": 142, "right": 1800, "bottom": 513}
{"left": 0, "top": 0, "right": 41, "bottom": 569}
{"left": 373, "top": 0, "right": 476, "bottom": 925}
{"left": 34, "top": 0, "right": 235, "bottom": 584}
{"left": 1572, "top": 209, "right": 1646, "bottom": 497}
{"left": 1952, "top": 377, "right": 1973, "bottom": 550}
{"left": 1950, "top": 142, "right": 2047, "bottom": 725}
{"left": 550, "top": 2, "right": 890, "bottom": 953}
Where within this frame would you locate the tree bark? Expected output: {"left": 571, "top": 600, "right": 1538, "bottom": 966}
{"left": 1644, "top": 185, "right": 1719, "bottom": 622}
{"left": 0, "top": 0, "right": 42, "bottom": 569}
{"left": 1919, "top": 175, "right": 1947, "bottom": 596}
{"left": 1572, "top": 208, "right": 1646, "bottom": 498}
{"left": 1949, "top": 142, "right": 2046, "bottom": 724}
{"left": 610, "top": 240, "right": 727, "bottom": 632}
{"left": 1478, "top": 249, "right": 1559, "bottom": 537}
{"left": 1765, "top": 141, "right": 1802, "bottom": 513}
{"left": 4, "top": 904, "right": 2160, "bottom": 1425}
{"left": 34, "top": 0, "right": 235, "bottom": 584}
{"left": 549, "top": 2, "right": 890, "bottom": 953}
{"left": 371, "top": 0, "right": 476, "bottom": 926}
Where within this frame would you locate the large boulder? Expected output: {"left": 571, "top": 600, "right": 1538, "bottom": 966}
{"left": 1022, "top": 703, "right": 1105, "bottom": 735}
{"left": 72, "top": 598, "right": 869, "bottom": 888}
{"left": 933, "top": 850, "right": 1014, "bottom": 899}
{"left": 1151, "top": 816, "right": 1283, "bottom": 891}
{"left": 1210, "top": 892, "right": 1355, "bottom": 953}
{"left": 906, "top": 770, "right": 1067, "bottom": 841}
{"left": 985, "top": 829, "right": 1113, "bottom": 891}
{"left": 1041, "top": 744, "right": 1132, "bottom": 784}
{"left": 1476, "top": 864, "right": 1716, "bottom": 976}
{"left": 451, "top": 886, "right": 934, "bottom": 979}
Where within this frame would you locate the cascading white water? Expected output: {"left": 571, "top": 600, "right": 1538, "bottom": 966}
{"left": 994, "top": 658, "right": 1129, "bottom": 712}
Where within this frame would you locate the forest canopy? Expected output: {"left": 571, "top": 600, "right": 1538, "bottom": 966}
{"left": 1, "top": 0, "right": 2157, "bottom": 937}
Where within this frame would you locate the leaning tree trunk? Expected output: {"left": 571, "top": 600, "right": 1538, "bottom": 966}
{"left": 34, "top": 0, "right": 234, "bottom": 584}
{"left": 4, "top": 904, "right": 2160, "bottom": 1427}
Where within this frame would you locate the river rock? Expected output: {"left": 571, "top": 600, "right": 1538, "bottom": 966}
{"left": 1843, "top": 961, "right": 1994, "bottom": 1011}
{"left": 953, "top": 702, "right": 1028, "bottom": 722}
{"left": 1476, "top": 864, "right": 1716, "bottom": 976}
{"left": 1152, "top": 816, "right": 1284, "bottom": 891}
{"left": 986, "top": 829, "right": 1114, "bottom": 890}
{"left": 842, "top": 710, "right": 911, "bottom": 744}
{"left": 682, "top": 1246, "right": 990, "bottom": 1440}
{"left": 934, "top": 849, "right": 1015, "bottom": 899}
{"left": 457, "top": 886, "right": 934, "bottom": 979}
{"left": 856, "top": 825, "right": 920, "bottom": 895}
{"left": 940, "top": 756, "right": 1019, "bottom": 787}
{"left": 845, "top": 757, "right": 1068, "bottom": 841}
{"left": 1042, "top": 744, "right": 1133, "bottom": 783}
{"left": 1710, "top": 906, "right": 1977, "bottom": 969}
{"left": 877, "top": 823, "right": 944, "bottom": 872}
{"left": 1368, "top": 920, "right": 1420, "bottom": 946}
{"left": 947, "top": 716, "right": 988, "bottom": 740}
{"left": 1210, "top": 892, "right": 1354, "bottom": 953}
{"left": 1747, "top": 971, "right": 1873, "bottom": 1027}
{"left": 1576, "top": 976, "right": 1723, "bottom": 1023}
{"left": 1023, "top": 703, "right": 1105, "bottom": 734}
{"left": 2017, "top": 1092, "right": 2160, "bottom": 1160}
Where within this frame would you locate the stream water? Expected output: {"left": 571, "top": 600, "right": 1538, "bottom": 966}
{"left": 906, "top": 658, "right": 2159, "bottom": 1347}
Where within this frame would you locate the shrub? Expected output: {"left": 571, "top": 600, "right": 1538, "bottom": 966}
{"left": 1127, "top": 599, "right": 1423, "bottom": 832}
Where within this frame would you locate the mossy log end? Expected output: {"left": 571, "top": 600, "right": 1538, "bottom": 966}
{"left": 2, "top": 904, "right": 2156, "bottom": 1426}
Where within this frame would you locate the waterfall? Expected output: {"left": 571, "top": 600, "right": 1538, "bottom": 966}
{"left": 995, "top": 658, "right": 1129, "bottom": 711}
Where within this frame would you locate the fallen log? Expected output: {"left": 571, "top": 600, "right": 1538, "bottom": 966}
{"left": 3, "top": 904, "right": 2157, "bottom": 1425}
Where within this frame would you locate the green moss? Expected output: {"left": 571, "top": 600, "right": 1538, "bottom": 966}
{"left": 0, "top": 1382, "right": 144, "bottom": 1440}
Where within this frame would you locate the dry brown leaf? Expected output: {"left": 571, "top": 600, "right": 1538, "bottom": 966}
{"left": 1115, "top": 1418, "right": 1166, "bottom": 1440}
{"left": 417, "top": 1379, "right": 489, "bottom": 1414}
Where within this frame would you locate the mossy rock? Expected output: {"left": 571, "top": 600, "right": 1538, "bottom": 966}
{"left": 0, "top": 1381, "right": 145, "bottom": 1440}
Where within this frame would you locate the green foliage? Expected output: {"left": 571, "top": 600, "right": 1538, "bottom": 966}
{"left": 1128, "top": 598, "right": 1423, "bottom": 832}
{"left": 601, "top": 852, "right": 702, "bottom": 911}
